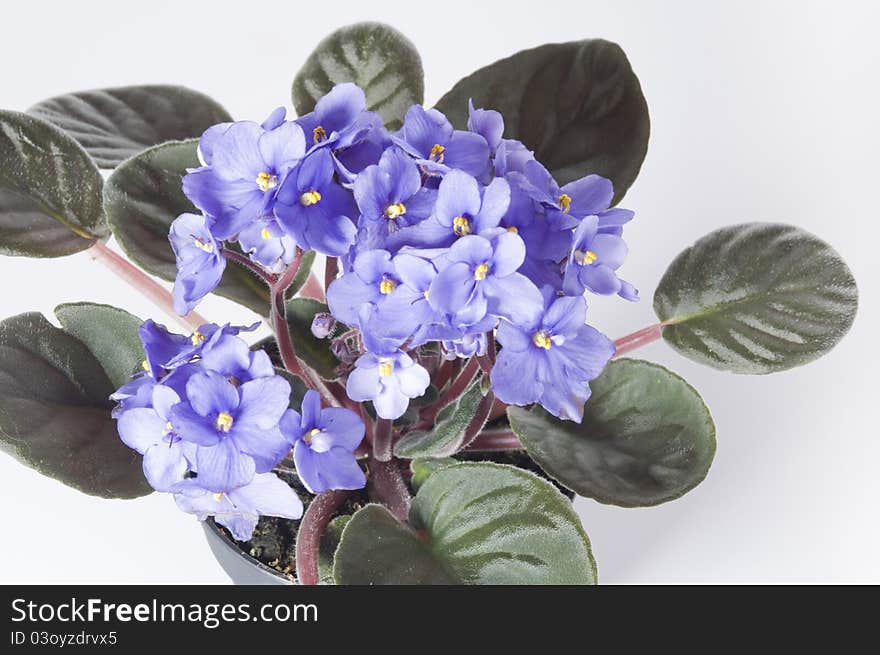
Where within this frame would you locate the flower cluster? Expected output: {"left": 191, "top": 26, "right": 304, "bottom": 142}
{"left": 169, "top": 82, "right": 635, "bottom": 426}
{"left": 111, "top": 320, "right": 365, "bottom": 540}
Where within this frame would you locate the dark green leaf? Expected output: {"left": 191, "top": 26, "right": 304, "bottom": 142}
{"left": 293, "top": 22, "right": 424, "bottom": 131}
{"left": 0, "top": 110, "right": 105, "bottom": 258}
{"left": 334, "top": 463, "right": 596, "bottom": 584}
{"left": 103, "top": 139, "right": 271, "bottom": 314}
{"left": 55, "top": 302, "right": 144, "bottom": 390}
{"left": 509, "top": 359, "right": 715, "bottom": 507}
{"left": 273, "top": 368, "right": 309, "bottom": 410}
{"left": 287, "top": 249, "right": 317, "bottom": 297}
{"left": 29, "top": 85, "right": 232, "bottom": 168}
{"left": 317, "top": 514, "right": 351, "bottom": 585}
{"left": 435, "top": 39, "right": 649, "bottom": 204}
{"left": 654, "top": 223, "right": 858, "bottom": 374}
{"left": 409, "top": 457, "right": 457, "bottom": 490}
{"left": 284, "top": 298, "right": 341, "bottom": 380}
{"left": 393, "top": 378, "right": 483, "bottom": 458}
{"left": 0, "top": 311, "right": 151, "bottom": 498}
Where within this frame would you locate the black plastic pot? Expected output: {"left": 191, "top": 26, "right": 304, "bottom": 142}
{"left": 202, "top": 520, "right": 292, "bottom": 585}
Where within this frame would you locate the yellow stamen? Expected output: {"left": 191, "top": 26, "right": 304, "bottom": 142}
{"left": 378, "top": 360, "right": 393, "bottom": 377}
{"left": 532, "top": 331, "right": 552, "bottom": 350}
{"left": 384, "top": 202, "right": 407, "bottom": 219}
{"left": 558, "top": 194, "right": 572, "bottom": 214}
{"left": 453, "top": 216, "right": 472, "bottom": 236}
{"left": 313, "top": 125, "right": 327, "bottom": 143}
{"left": 213, "top": 493, "right": 224, "bottom": 502}
{"left": 215, "top": 412, "right": 234, "bottom": 432}
{"left": 429, "top": 143, "right": 446, "bottom": 163}
{"left": 141, "top": 359, "right": 150, "bottom": 371}
{"left": 299, "top": 190, "right": 322, "bottom": 206}
{"left": 507, "top": 226, "right": 519, "bottom": 234}
{"left": 191, "top": 331, "right": 206, "bottom": 345}
{"left": 575, "top": 249, "right": 598, "bottom": 266}
{"left": 192, "top": 238, "right": 214, "bottom": 253}
{"left": 256, "top": 171, "right": 278, "bottom": 193}
{"left": 162, "top": 421, "right": 173, "bottom": 436}
{"left": 379, "top": 277, "right": 396, "bottom": 295}
{"left": 423, "top": 290, "right": 430, "bottom": 300}
{"left": 304, "top": 427, "right": 321, "bottom": 444}
{"left": 474, "top": 263, "right": 490, "bottom": 281}
{"left": 260, "top": 227, "right": 273, "bottom": 240}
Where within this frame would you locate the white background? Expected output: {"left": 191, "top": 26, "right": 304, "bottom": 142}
{"left": 1, "top": 0, "right": 877, "bottom": 584}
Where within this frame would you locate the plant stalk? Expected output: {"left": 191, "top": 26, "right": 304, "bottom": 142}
{"left": 368, "top": 458, "right": 410, "bottom": 522}
{"left": 89, "top": 241, "right": 206, "bottom": 332}
{"left": 465, "top": 429, "right": 523, "bottom": 452}
{"left": 295, "top": 489, "right": 352, "bottom": 586}
{"left": 613, "top": 322, "right": 668, "bottom": 357}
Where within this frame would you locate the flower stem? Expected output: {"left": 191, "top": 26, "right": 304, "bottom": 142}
{"left": 373, "top": 418, "right": 394, "bottom": 462}
{"left": 613, "top": 322, "right": 669, "bottom": 357}
{"left": 220, "top": 246, "right": 276, "bottom": 285}
{"left": 295, "top": 489, "right": 352, "bottom": 586}
{"left": 270, "top": 251, "right": 341, "bottom": 406}
{"left": 89, "top": 241, "right": 206, "bottom": 332}
{"left": 368, "top": 457, "right": 410, "bottom": 522}
{"left": 465, "top": 429, "right": 523, "bottom": 452}
{"left": 420, "top": 357, "right": 481, "bottom": 426}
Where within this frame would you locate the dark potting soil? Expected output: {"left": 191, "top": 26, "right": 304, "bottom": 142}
{"left": 213, "top": 450, "right": 571, "bottom": 579}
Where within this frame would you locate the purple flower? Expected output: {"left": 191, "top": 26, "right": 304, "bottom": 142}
{"left": 352, "top": 146, "right": 435, "bottom": 250}
{"left": 493, "top": 139, "right": 534, "bottom": 176}
{"left": 168, "top": 371, "right": 291, "bottom": 492}
{"left": 237, "top": 217, "right": 298, "bottom": 273}
{"left": 562, "top": 215, "right": 636, "bottom": 299}
{"left": 169, "top": 213, "right": 226, "bottom": 316}
{"left": 490, "top": 291, "right": 615, "bottom": 422}
{"left": 175, "top": 473, "right": 303, "bottom": 542}
{"left": 346, "top": 347, "right": 430, "bottom": 420}
{"left": 392, "top": 105, "right": 489, "bottom": 178}
{"left": 183, "top": 111, "right": 306, "bottom": 240}
{"left": 274, "top": 149, "right": 358, "bottom": 257}
{"left": 467, "top": 99, "right": 504, "bottom": 156}
{"left": 513, "top": 159, "right": 613, "bottom": 222}
{"left": 427, "top": 232, "right": 543, "bottom": 327}
{"left": 391, "top": 170, "right": 510, "bottom": 249}
{"left": 442, "top": 332, "right": 487, "bottom": 360}
{"left": 117, "top": 385, "right": 191, "bottom": 491}
{"left": 280, "top": 390, "right": 366, "bottom": 494}
{"left": 296, "top": 83, "right": 376, "bottom": 152}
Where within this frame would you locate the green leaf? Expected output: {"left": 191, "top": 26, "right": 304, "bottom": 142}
{"left": 0, "top": 110, "right": 105, "bottom": 258}
{"left": 103, "top": 139, "right": 271, "bottom": 314}
{"left": 333, "top": 463, "right": 596, "bottom": 585}
{"left": 28, "top": 85, "right": 232, "bottom": 168}
{"left": 0, "top": 311, "right": 151, "bottom": 498}
{"left": 287, "top": 249, "right": 317, "bottom": 297}
{"left": 54, "top": 302, "right": 144, "bottom": 390}
{"left": 273, "top": 368, "right": 309, "bottom": 410}
{"left": 653, "top": 223, "right": 858, "bottom": 374}
{"left": 393, "top": 378, "right": 484, "bottom": 458}
{"left": 317, "top": 514, "right": 351, "bottom": 585}
{"left": 508, "top": 359, "right": 715, "bottom": 507}
{"left": 283, "top": 298, "right": 341, "bottom": 380}
{"left": 409, "top": 457, "right": 457, "bottom": 490}
{"left": 435, "top": 39, "right": 649, "bottom": 204}
{"left": 293, "top": 22, "right": 424, "bottom": 131}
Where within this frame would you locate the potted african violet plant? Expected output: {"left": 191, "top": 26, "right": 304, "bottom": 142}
{"left": 0, "top": 22, "right": 858, "bottom": 585}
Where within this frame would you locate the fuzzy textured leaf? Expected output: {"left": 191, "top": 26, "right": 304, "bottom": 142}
{"left": 0, "top": 110, "right": 105, "bottom": 257}
{"left": 654, "top": 223, "right": 858, "bottom": 374}
{"left": 293, "top": 22, "right": 424, "bottom": 131}
{"left": 435, "top": 39, "right": 649, "bottom": 204}
{"left": 333, "top": 463, "right": 596, "bottom": 585}
{"left": 29, "top": 85, "right": 232, "bottom": 168}
{"left": 0, "top": 311, "right": 151, "bottom": 498}
{"left": 103, "top": 139, "right": 271, "bottom": 314}
{"left": 393, "top": 379, "right": 484, "bottom": 458}
{"left": 509, "top": 359, "right": 715, "bottom": 507}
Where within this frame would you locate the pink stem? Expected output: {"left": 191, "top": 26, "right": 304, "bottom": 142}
{"left": 373, "top": 418, "right": 393, "bottom": 462}
{"left": 465, "top": 429, "right": 523, "bottom": 452}
{"left": 612, "top": 322, "right": 667, "bottom": 357}
{"left": 368, "top": 458, "right": 410, "bottom": 522}
{"left": 221, "top": 246, "right": 276, "bottom": 285}
{"left": 89, "top": 241, "right": 206, "bottom": 332}
{"left": 295, "top": 489, "right": 352, "bottom": 586}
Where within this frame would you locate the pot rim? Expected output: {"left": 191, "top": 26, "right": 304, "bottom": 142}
{"left": 202, "top": 518, "right": 294, "bottom": 583}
